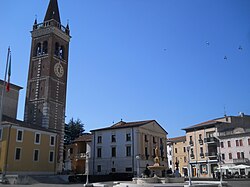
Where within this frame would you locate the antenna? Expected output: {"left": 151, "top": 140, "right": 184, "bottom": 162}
{"left": 223, "top": 106, "right": 227, "bottom": 117}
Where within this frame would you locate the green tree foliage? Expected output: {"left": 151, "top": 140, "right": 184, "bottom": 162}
{"left": 64, "top": 118, "right": 85, "bottom": 144}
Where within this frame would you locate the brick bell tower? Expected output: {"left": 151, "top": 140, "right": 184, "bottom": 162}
{"left": 24, "top": 0, "right": 71, "bottom": 172}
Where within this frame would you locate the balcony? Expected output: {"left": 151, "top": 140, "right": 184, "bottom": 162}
{"left": 204, "top": 137, "right": 218, "bottom": 144}
{"left": 190, "top": 153, "right": 195, "bottom": 159}
{"left": 189, "top": 140, "right": 194, "bottom": 146}
{"left": 198, "top": 139, "right": 203, "bottom": 145}
{"left": 205, "top": 152, "right": 218, "bottom": 159}
{"left": 233, "top": 158, "right": 250, "bottom": 164}
{"left": 200, "top": 153, "right": 205, "bottom": 158}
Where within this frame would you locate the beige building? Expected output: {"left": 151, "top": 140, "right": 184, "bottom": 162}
{"left": 0, "top": 116, "right": 57, "bottom": 175}
{"left": 169, "top": 136, "right": 188, "bottom": 176}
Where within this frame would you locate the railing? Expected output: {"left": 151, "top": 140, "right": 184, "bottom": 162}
{"left": 200, "top": 153, "right": 205, "bottom": 158}
{"left": 204, "top": 137, "right": 218, "bottom": 143}
{"left": 190, "top": 153, "right": 195, "bottom": 159}
{"left": 199, "top": 139, "right": 203, "bottom": 145}
{"left": 205, "top": 152, "right": 218, "bottom": 158}
{"left": 189, "top": 141, "right": 194, "bottom": 146}
{"left": 233, "top": 158, "right": 249, "bottom": 164}
{"left": 33, "top": 19, "right": 70, "bottom": 35}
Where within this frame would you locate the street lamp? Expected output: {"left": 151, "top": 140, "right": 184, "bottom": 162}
{"left": 136, "top": 155, "right": 140, "bottom": 178}
{"left": 83, "top": 152, "right": 93, "bottom": 187}
{"left": 216, "top": 136, "right": 223, "bottom": 187}
{"left": 187, "top": 146, "right": 192, "bottom": 186}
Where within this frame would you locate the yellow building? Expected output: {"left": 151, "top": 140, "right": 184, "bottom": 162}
{"left": 0, "top": 116, "right": 57, "bottom": 175}
{"left": 169, "top": 136, "right": 188, "bottom": 176}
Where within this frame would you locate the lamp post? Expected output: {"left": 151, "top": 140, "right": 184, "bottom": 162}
{"left": 136, "top": 155, "right": 140, "bottom": 178}
{"left": 187, "top": 146, "right": 192, "bottom": 186}
{"left": 83, "top": 152, "right": 93, "bottom": 187}
{"left": 216, "top": 137, "right": 223, "bottom": 187}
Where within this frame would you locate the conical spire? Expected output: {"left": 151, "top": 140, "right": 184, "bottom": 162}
{"left": 44, "top": 0, "right": 61, "bottom": 23}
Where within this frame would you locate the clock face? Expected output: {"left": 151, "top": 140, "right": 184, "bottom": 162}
{"left": 54, "top": 63, "right": 64, "bottom": 78}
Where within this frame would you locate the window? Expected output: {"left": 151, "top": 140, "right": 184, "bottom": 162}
{"left": 175, "top": 148, "right": 177, "bottom": 154}
{"left": 16, "top": 130, "right": 23, "bottom": 142}
{"left": 228, "top": 141, "right": 231, "bottom": 147}
{"left": 0, "top": 128, "right": 2, "bottom": 140}
{"left": 229, "top": 153, "right": 232, "bottom": 159}
{"left": 145, "top": 147, "right": 148, "bottom": 159}
{"left": 169, "top": 150, "right": 172, "bottom": 156}
{"left": 50, "top": 135, "right": 55, "bottom": 146}
{"left": 15, "top": 148, "right": 21, "bottom": 160}
{"left": 220, "top": 142, "right": 224, "bottom": 148}
{"left": 34, "top": 133, "right": 41, "bottom": 144}
{"left": 239, "top": 139, "right": 243, "bottom": 146}
{"left": 111, "top": 134, "right": 116, "bottom": 142}
{"left": 237, "top": 152, "right": 241, "bottom": 159}
{"left": 126, "top": 167, "right": 132, "bottom": 172}
{"left": 248, "top": 138, "right": 250, "bottom": 145}
{"left": 241, "top": 152, "right": 245, "bottom": 159}
{"left": 126, "top": 146, "right": 131, "bottom": 157}
{"left": 97, "top": 148, "right": 102, "bottom": 158}
{"left": 199, "top": 134, "right": 202, "bottom": 140}
{"left": 126, "top": 133, "right": 131, "bottom": 141}
{"left": 145, "top": 135, "right": 148, "bottom": 142}
{"left": 153, "top": 137, "right": 156, "bottom": 143}
{"left": 183, "top": 147, "right": 186, "bottom": 152}
{"left": 184, "top": 156, "right": 187, "bottom": 163}
{"left": 170, "top": 160, "right": 172, "bottom": 165}
{"left": 97, "top": 165, "right": 101, "bottom": 172}
{"left": 112, "top": 147, "right": 116, "bottom": 157}
{"left": 112, "top": 168, "right": 116, "bottom": 172}
{"left": 97, "top": 136, "right": 102, "bottom": 143}
{"left": 42, "top": 41, "right": 48, "bottom": 54}
{"left": 200, "top": 147, "right": 204, "bottom": 153}
{"left": 236, "top": 140, "right": 239, "bottom": 146}
{"left": 49, "top": 151, "right": 54, "bottom": 162}
{"left": 33, "top": 149, "right": 39, "bottom": 161}
{"left": 222, "top": 154, "right": 225, "bottom": 160}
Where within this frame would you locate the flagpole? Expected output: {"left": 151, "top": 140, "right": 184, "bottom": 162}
{"left": 0, "top": 47, "right": 11, "bottom": 126}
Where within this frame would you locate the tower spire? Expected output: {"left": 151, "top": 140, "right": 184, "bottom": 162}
{"left": 44, "top": 0, "right": 61, "bottom": 23}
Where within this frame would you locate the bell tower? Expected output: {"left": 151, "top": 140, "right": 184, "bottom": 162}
{"left": 24, "top": 0, "right": 71, "bottom": 172}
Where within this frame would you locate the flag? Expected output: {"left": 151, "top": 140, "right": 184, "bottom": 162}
{"left": 6, "top": 53, "right": 11, "bottom": 92}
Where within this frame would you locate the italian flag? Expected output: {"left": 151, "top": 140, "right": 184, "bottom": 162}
{"left": 6, "top": 53, "right": 11, "bottom": 92}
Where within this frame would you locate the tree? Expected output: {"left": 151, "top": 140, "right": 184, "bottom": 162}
{"left": 64, "top": 118, "right": 85, "bottom": 144}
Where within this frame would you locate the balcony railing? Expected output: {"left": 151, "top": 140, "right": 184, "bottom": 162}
{"left": 205, "top": 152, "right": 218, "bottom": 158}
{"left": 190, "top": 153, "right": 195, "bottom": 159}
{"left": 200, "top": 153, "right": 205, "bottom": 158}
{"left": 189, "top": 141, "right": 194, "bottom": 146}
{"left": 233, "top": 158, "right": 250, "bottom": 164}
{"left": 204, "top": 137, "right": 218, "bottom": 144}
{"left": 198, "top": 139, "right": 203, "bottom": 145}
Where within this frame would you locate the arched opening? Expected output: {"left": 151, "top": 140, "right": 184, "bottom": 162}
{"left": 59, "top": 45, "right": 65, "bottom": 59}
{"left": 42, "top": 41, "right": 48, "bottom": 54}
{"left": 34, "top": 43, "right": 42, "bottom": 56}
{"left": 54, "top": 42, "right": 60, "bottom": 56}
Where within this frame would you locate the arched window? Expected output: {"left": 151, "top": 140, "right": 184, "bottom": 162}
{"left": 59, "top": 45, "right": 65, "bottom": 59}
{"left": 42, "top": 41, "right": 48, "bottom": 54}
{"left": 34, "top": 43, "right": 42, "bottom": 56}
{"left": 54, "top": 42, "right": 60, "bottom": 56}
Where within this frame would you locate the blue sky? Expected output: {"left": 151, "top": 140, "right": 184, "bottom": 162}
{"left": 0, "top": 0, "right": 249, "bottom": 137}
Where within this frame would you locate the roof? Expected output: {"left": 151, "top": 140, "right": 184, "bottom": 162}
{"left": 44, "top": 0, "right": 61, "bottom": 23}
{"left": 168, "top": 136, "right": 186, "bottom": 143}
{"left": 1, "top": 115, "right": 57, "bottom": 134}
{"left": 182, "top": 119, "right": 222, "bottom": 131}
{"left": 0, "top": 80, "right": 23, "bottom": 90}
{"left": 74, "top": 133, "right": 92, "bottom": 142}
{"left": 91, "top": 120, "right": 167, "bottom": 134}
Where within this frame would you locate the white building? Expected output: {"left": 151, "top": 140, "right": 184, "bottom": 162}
{"left": 167, "top": 140, "right": 173, "bottom": 171}
{"left": 217, "top": 114, "right": 250, "bottom": 170}
{"left": 89, "top": 120, "right": 168, "bottom": 176}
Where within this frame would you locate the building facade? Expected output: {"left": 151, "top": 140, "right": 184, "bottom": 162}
{"left": 182, "top": 114, "right": 250, "bottom": 178}
{"left": 0, "top": 116, "right": 57, "bottom": 175}
{"left": 217, "top": 114, "right": 250, "bottom": 169}
{"left": 169, "top": 136, "right": 188, "bottom": 176}
{"left": 24, "top": 0, "right": 71, "bottom": 172}
{"left": 90, "top": 120, "right": 168, "bottom": 176}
